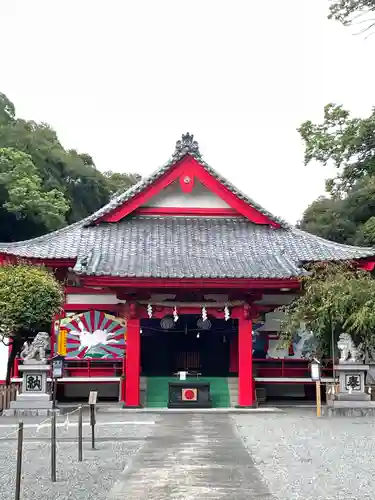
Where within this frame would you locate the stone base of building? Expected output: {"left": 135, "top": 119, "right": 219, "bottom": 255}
{"left": 3, "top": 408, "right": 59, "bottom": 417}
{"left": 9, "top": 392, "right": 53, "bottom": 410}
{"left": 323, "top": 400, "right": 375, "bottom": 417}
{"left": 335, "top": 393, "right": 371, "bottom": 401}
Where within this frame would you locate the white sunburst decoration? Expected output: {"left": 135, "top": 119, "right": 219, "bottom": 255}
{"left": 173, "top": 306, "right": 179, "bottom": 322}
{"left": 202, "top": 306, "right": 207, "bottom": 322}
{"left": 147, "top": 304, "right": 153, "bottom": 319}
{"left": 224, "top": 305, "right": 230, "bottom": 321}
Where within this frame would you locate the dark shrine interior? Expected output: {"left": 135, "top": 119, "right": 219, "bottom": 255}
{"left": 140, "top": 315, "right": 237, "bottom": 376}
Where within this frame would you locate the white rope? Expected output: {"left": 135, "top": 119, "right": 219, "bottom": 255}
{"left": 0, "top": 426, "right": 21, "bottom": 440}
{"left": 62, "top": 406, "right": 81, "bottom": 432}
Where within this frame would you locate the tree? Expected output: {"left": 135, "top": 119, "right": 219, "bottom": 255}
{"left": 298, "top": 196, "right": 357, "bottom": 244}
{"left": 298, "top": 104, "right": 375, "bottom": 245}
{"left": 280, "top": 262, "right": 375, "bottom": 360}
{"left": 0, "top": 148, "right": 69, "bottom": 233}
{"left": 0, "top": 93, "right": 140, "bottom": 242}
{"left": 329, "top": 1, "right": 375, "bottom": 34}
{"left": 103, "top": 171, "right": 142, "bottom": 198}
{"left": 0, "top": 262, "right": 64, "bottom": 385}
{"left": 0, "top": 93, "right": 15, "bottom": 125}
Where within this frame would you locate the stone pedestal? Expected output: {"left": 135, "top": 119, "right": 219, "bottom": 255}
{"left": 4, "top": 363, "right": 55, "bottom": 417}
{"left": 324, "top": 362, "right": 375, "bottom": 417}
{"left": 336, "top": 362, "right": 370, "bottom": 400}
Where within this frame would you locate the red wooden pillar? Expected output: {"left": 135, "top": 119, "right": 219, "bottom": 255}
{"left": 238, "top": 311, "right": 254, "bottom": 407}
{"left": 124, "top": 317, "right": 141, "bottom": 407}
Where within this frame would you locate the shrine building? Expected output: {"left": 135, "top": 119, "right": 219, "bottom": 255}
{"left": 1, "top": 133, "right": 375, "bottom": 407}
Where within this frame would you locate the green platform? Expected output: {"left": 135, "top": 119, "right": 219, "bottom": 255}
{"left": 145, "top": 377, "right": 230, "bottom": 408}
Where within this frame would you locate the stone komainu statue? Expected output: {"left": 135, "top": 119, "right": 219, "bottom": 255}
{"left": 337, "top": 332, "right": 363, "bottom": 363}
{"left": 20, "top": 332, "right": 50, "bottom": 363}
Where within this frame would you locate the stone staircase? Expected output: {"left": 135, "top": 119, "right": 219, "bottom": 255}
{"left": 144, "top": 377, "right": 231, "bottom": 408}
{"left": 227, "top": 377, "right": 239, "bottom": 407}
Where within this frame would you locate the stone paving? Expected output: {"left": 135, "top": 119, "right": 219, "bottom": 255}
{"left": 108, "top": 413, "right": 274, "bottom": 499}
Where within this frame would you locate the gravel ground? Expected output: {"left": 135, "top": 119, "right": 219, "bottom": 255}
{"left": 3, "top": 408, "right": 374, "bottom": 500}
{"left": 234, "top": 409, "right": 375, "bottom": 500}
{"left": 0, "top": 412, "right": 158, "bottom": 500}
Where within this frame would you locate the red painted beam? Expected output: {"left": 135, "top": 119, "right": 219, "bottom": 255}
{"left": 359, "top": 260, "right": 375, "bottom": 271}
{"left": 134, "top": 207, "right": 242, "bottom": 217}
{"left": 80, "top": 277, "right": 302, "bottom": 289}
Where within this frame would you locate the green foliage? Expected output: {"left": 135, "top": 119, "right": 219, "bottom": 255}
{"left": 298, "top": 196, "right": 357, "bottom": 244}
{"left": 0, "top": 148, "right": 69, "bottom": 230}
{"left": 329, "top": 1, "right": 375, "bottom": 32}
{"left": 0, "top": 93, "right": 15, "bottom": 125}
{"left": 298, "top": 105, "right": 375, "bottom": 245}
{"left": 0, "top": 262, "right": 64, "bottom": 337}
{"left": 103, "top": 171, "right": 142, "bottom": 198}
{"left": 280, "top": 262, "right": 375, "bottom": 357}
{"left": 0, "top": 93, "right": 140, "bottom": 242}
{"left": 299, "top": 104, "right": 375, "bottom": 194}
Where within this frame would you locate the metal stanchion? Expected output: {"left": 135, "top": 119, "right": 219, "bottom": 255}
{"left": 51, "top": 412, "right": 57, "bottom": 482}
{"left": 15, "top": 422, "right": 23, "bottom": 500}
{"left": 90, "top": 404, "right": 96, "bottom": 450}
{"left": 78, "top": 405, "right": 83, "bottom": 462}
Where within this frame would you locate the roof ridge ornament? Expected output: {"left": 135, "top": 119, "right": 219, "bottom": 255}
{"left": 172, "top": 133, "right": 201, "bottom": 160}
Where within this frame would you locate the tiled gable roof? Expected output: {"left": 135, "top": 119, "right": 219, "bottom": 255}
{"left": 85, "top": 133, "right": 287, "bottom": 227}
{"left": 71, "top": 217, "right": 375, "bottom": 279}
{"left": 0, "top": 134, "right": 374, "bottom": 279}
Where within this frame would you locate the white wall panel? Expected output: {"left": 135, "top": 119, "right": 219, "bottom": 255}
{"left": 144, "top": 180, "right": 230, "bottom": 208}
{"left": 0, "top": 342, "right": 8, "bottom": 382}
{"left": 65, "top": 294, "right": 125, "bottom": 305}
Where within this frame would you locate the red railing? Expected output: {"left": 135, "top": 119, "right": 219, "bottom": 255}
{"left": 13, "top": 357, "right": 333, "bottom": 380}
{"left": 13, "top": 357, "right": 123, "bottom": 379}
{"left": 254, "top": 358, "right": 333, "bottom": 378}
{"left": 62, "top": 359, "right": 123, "bottom": 378}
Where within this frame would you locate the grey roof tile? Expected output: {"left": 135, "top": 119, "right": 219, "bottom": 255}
{"left": 1, "top": 133, "right": 375, "bottom": 277}
{"left": 0, "top": 221, "right": 83, "bottom": 259}
{"left": 72, "top": 217, "right": 375, "bottom": 279}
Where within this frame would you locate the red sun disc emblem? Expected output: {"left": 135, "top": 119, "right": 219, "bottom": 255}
{"left": 184, "top": 389, "right": 195, "bottom": 400}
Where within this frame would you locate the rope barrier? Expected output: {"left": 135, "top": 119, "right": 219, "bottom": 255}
{"left": 62, "top": 406, "right": 81, "bottom": 432}
{"left": 0, "top": 426, "right": 21, "bottom": 440}
{"left": 0, "top": 405, "right": 83, "bottom": 439}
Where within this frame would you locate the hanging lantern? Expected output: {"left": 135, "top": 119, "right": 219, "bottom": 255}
{"left": 197, "top": 318, "right": 211, "bottom": 330}
{"left": 147, "top": 304, "right": 153, "bottom": 319}
{"left": 202, "top": 306, "right": 207, "bottom": 322}
{"left": 173, "top": 306, "right": 179, "bottom": 322}
{"left": 224, "top": 305, "right": 230, "bottom": 321}
{"left": 160, "top": 317, "right": 175, "bottom": 330}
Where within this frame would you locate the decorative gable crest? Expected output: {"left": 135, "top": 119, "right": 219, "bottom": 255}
{"left": 172, "top": 133, "right": 201, "bottom": 160}
{"left": 90, "top": 133, "right": 284, "bottom": 227}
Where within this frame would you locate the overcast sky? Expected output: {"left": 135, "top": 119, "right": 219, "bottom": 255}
{"left": 2, "top": 0, "right": 375, "bottom": 223}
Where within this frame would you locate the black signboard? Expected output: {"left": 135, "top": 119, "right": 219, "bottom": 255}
{"left": 51, "top": 355, "right": 65, "bottom": 379}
